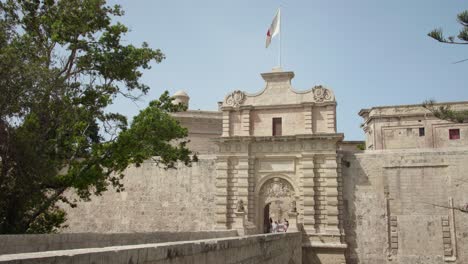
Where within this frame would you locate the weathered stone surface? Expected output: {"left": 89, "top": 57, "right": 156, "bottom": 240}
{"left": 359, "top": 102, "right": 468, "bottom": 150}
{"left": 0, "top": 233, "right": 302, "bottom": 264}
{"left": 342, "top": 148, "right": 468, "bottom": 264}
{"left": 48, "top": 70, "right": 468, "bottom": 264}
{"left": 0, "top": 231, "right": 237, "bottom": 255}
{"left": 63, "top": 156, "right": 218, "bottom": 233}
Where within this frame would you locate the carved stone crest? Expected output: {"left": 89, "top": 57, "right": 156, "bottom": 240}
{"left": 225, "top": 90, "right": 246, "bottom": 108}
{"left": 313, "top": 85, "right": 332, "bottom": 102}
{"left": 260, "top": 178, "right": 294, "bottom": 199}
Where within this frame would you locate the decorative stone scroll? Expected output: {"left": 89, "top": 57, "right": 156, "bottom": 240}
{"left": 260, "top": 178, "right": 294, "bottom": 199}
{"left": 313, "top": 85, "right": 332, "bottom": 102}
{"left": 225, "top": 90, "right": 246, "bottom": 108}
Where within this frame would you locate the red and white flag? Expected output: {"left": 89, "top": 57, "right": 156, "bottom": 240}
{"left": 266, "top": 9, "right": 281, "bottom": 48}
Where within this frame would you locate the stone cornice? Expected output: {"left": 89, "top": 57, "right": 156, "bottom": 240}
{"left": 171, "top": 110, "right": 222, "bottom": 119}
{"left": 214, "top": 134, "right": 344, "bottom": 143}
{"left": 221, "top": 102, "right": 336, "bottom": 111}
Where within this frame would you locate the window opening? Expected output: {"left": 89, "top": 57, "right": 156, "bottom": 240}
{"left": 419, "top": 127, "right": 425, "bottom": 137}
{"left": 449, "top": 129, "right": 460, "bottom": 140}
{"left": 272, "top": 118, "right": 282, "bottom": 136}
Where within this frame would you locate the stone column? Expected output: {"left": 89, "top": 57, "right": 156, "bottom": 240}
{"left": 215, "top": 157, "right": 229, "bottom": 230}
{"left": 301, "top": 156, "right": 316, "bottom": 233}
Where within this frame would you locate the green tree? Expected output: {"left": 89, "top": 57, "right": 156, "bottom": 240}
{"left": 425, "top": 10, "right": 468, "bottom": 121}
{"left": 0, "top": 0, "right": 195, "bottom": 234}
{"left": 428, "top": 10, "right": 468, "bottom": 45}
{"left": 422, "top": 100, "right": 468, "bottom": 123}
{"left": 428, "top": 10, "right": 468, "bottom": 64}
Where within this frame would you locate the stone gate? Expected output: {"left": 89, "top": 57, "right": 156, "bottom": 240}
{"left": 214, "top": 68, "right": 346, "bottom": 263}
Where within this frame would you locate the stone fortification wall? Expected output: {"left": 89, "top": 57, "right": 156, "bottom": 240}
{"left": 359, "top": 102, "right": 468, "bottom": 150}
{"left": 172, "top": 110, "right": 222, "bottom": 154}
{"left": 0, "top": 233, "right": 302, "bottom": 264}
{"left": 0, "top": 230, "right": 236, "bottom": 255}
{"left": 341, "top": 148, "right": 468, "bottom": 264}
{"left": 63, "top": 155, "right": 218, "bottom": 233}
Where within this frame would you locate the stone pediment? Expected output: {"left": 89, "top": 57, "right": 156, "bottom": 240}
{"left": 222, "top": 70, "right": 335, "bottom": 108}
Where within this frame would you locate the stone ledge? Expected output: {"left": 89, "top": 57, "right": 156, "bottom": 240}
{"left": 0, "top": 232, "right": 302, "bottom": 264}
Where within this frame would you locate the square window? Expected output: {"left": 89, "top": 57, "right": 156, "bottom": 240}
{"left": 449, "top": 129, "right": 460, "bottom": 140}
{"left": 419, "top": 127, "right": 425, "bottom": 137}
{"left": 272, "top": 118, "right": 282, "bottom": 136}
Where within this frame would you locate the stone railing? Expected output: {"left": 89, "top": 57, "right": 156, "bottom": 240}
{"left": 0, "top": 232, "right": 301, "bottom": 264}
{"left": 0, "top": 230, "right": 237, "bottom": 255}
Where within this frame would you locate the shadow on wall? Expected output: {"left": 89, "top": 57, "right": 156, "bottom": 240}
{"left": 342, "top": 153, "right": 371, "bottom": 264}
{"left": 302, "top": 250, "right": 321, "bottom": 263}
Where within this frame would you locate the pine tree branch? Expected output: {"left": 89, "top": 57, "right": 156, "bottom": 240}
{"left": 453, "top": 58, "right": 468, "bottom": 64}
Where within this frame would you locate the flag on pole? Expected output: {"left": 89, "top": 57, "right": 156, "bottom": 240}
{"left": 266, "top": 9, "right": 281, "bottom": 48}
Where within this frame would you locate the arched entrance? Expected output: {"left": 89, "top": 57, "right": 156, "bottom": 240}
{"left": 257, "top": 177, "right": 295, "bottom": 233}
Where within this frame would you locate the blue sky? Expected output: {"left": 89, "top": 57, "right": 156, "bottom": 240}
{"left": 107, "top": 0, "right": 467, "bottom": 140}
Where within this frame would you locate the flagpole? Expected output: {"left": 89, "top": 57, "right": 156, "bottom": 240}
{"left": 279, "top": 7, "right": 282, "bottom": 68}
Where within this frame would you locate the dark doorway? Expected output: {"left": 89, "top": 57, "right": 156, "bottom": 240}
{"left": 263, "top": 202, "right": 271, "bottom": 233}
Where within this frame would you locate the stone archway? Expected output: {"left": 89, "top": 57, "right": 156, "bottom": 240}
{"left": 257, "top": 177, "right": 296, "bottom": 233}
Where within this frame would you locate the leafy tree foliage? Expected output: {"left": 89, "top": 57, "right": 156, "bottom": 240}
{"left": 422, "top": 100, "right": 468, "bottom": 123}
{"left": 0, "top": 0, "right": 195, "bottom": 234}
{"left": 428, "top": 10, "right": 468, "bottom": 45}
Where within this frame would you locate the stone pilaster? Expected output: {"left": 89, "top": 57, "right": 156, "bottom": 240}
{"left": 236, "top": 157, "right": 250, "bottom": 217}
{"left": 222, "top": 110, "right": 230, "bottom": 137}
{"left": 215, "top": 157, "right": 229, "bottom": 230}
{"left": 336, "top": 154, "right": 345, "bottom": 236}
{"left": 313, "top": 156, "right": 326, "bottom": 232}
{"left": 247, "top": 158, "right": 256, "bottom": 222}
{"left": 227, "top": 159, "right": 237, "bottom": 227}
{"left": 323, "top": 155, "right": 340, "bottom": 234}
{"left": 240, "top": 109, "right": 251, "bottom": 136}
{"left": 325, "top": 105, "right": 336, "bottom": 133}
{"left": 302, "top": 156, "right": 316, "bottom": 233}
{"left": 304, "top": 104, "right": 313, "bottom": 134}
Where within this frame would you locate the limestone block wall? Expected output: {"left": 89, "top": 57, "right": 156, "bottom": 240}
{"left": 341, "top": 148, "right": 468, "bottom": 264}
{"left": 0, "top": 231, "right": 236, "bottom": 255}
{"left": 370, "top": 117, "right": 468, "bottom": 150}
{"left": 360, "top": 102, "right": 468, "bottom": 150}
{"left": 171, "top": 111, "right": 222, "bottom": 154}
{"left": 0, "top": 233, "right": 302, "bottom": 264}
{"left": 63, "top": 156, "right": 218, "bottom": 233}
{"left": 312, "top": 105, "right": 336, "bottom": 134}
{"left": 251, "top": 108, "right": 306, "bottom": 136}
{"left": 226, "top": 105, "right": 336, "bottom": 137}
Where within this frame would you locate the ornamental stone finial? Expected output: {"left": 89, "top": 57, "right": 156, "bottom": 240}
{"left": 312, "top": 85, "right": 332, "bottom": 102}
{"left": 224, "top": 90, "right": 246, "bottom": 108}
